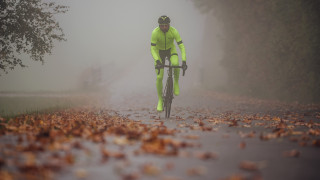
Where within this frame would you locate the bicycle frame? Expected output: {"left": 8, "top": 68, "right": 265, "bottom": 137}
{"left": 156, "top": 57, "right": 184, "bottom": 118}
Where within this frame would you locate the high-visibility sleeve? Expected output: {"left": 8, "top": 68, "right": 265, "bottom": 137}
{"left": 174, "top": 29, "right": 186, "bottom": 61}
{"left": 151, "top": 45, "right": 159, "bottom": 63}
{"left": 178, "top": 43, "right": 186, "bottom": 62}
{"left": 150, "top": 31, "right": 160, "bottom": 62}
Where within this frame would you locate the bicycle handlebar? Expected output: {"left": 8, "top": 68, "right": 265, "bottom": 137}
{"left": 155, "top": 65, "right": 186, "bottom": 76}
{"left": 163, "top": 65, "right": 182, "bottom": 68}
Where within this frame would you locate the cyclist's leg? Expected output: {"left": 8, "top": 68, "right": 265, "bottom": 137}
{"left": 155, "top": 51, "right": 165, "bottom": 111}
{"left": 155, "top": 68, "right": 164, "bottom": 111}
{"left": 170, "top": 47, "right": 180, "bottom": 96}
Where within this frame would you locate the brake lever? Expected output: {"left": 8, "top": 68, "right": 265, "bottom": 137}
{"left": 155, "top": 65, "right": 162, "bottom": 75}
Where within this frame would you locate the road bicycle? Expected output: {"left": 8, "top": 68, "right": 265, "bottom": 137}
{"left": 156, "top": 57, "right": 186, "bottom": 118}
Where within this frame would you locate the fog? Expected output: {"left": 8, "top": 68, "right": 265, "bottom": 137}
{"left": 0, "top": 0, "right": 225, "bottom": 101}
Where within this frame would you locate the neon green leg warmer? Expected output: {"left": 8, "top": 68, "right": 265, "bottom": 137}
{"left": 174, "top": 68, "right": 180, "bottom": 96}
{"left": 156, "top": 69, "right": 164, "bottom": 111}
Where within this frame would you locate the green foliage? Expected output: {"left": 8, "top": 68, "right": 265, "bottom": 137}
{"left": 0, "top": 0, "right": 68, "bottom": 74}
{"left": 193, "top": 0, "right": 320, "bottom": 103}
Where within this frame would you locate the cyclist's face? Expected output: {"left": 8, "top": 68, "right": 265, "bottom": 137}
{"left": 159, "top": 24, "right": 169, "bottom": 32}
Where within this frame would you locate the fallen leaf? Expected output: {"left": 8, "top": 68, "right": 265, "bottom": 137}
{"left": 194, "top": 151, "right": 218, "bottom": 160}
{"left": 187, "top": 166, "right": 207, "bottom": 176}
{"left": 141, "top": 163, "right": 161, "bottom": 176}
{"left": 312, "top": 139, "right": 320, "bottom": 147}
{"left": 283, "top": 149, "right": 300, "bottom": 157}
{"left": 113, "top": 136, "right": 130, "bottom": 146}
{"left": 221, "top": 173, "right": 246, "bottom": 180}
{"left": 182, "top": 134, "right": 199, "bottom": 140}
{"left": 239, "top": 141, "right": 246, "bottom": 149}
{"left": 161, "top": 176, "right": 182, "bottom": 180}
{"left": 122, "top": 172, "right": 140, "bottom": 180}
{"left": 101, "top": 148, "right": 126, "bottom": 159}
{"left": 201, "top": 126, "right": 213, "bottom": 131}
{"left": 0, "top": 170, "right": 14, "bottom": 180}
{"left": 299, "top": 141, "right": 308, "bottom": 147}
{"left": 308, "top": 129, "right": 320, "bottom": 136}
{"left": 239, "top": 161, "right": 259, "bottom": 171}
{"left": 165, "top": 162, "right": 175, "bottom": 171}
{"left": 65, "top": 153, "right": 75, "bottom": 165}
{"left": 229, "top": 120, "right": 238, "bottom": 127}
{"left": 276, "top": 121, "right": 287, "bottom": 129}
{"left": 239, "top": 131, "right": 255, "bottom": 138}
{"left": 178, "top": 151, "right": 191, "bottom": 158}
{"left": 75, "top": 168, "right": 87, "bottom": 178}
{"left": 222, "top": 134, "right": 230, "bottom": 138}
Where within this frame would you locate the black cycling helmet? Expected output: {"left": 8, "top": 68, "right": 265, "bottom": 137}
{"left": 158, "top": 15, "right": 171, "bottom": 24}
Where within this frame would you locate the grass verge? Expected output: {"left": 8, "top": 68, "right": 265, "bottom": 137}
{"left": 0, "top": 93, "right": 89, "bottom": 120}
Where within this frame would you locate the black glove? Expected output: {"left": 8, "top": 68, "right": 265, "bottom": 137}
{"left": 182, "top": 61, "right": 188, "bottom": 71}
{"left": 155, "top": 60, "right": 162, "bottom": 69}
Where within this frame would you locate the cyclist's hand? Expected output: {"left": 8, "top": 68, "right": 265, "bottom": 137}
{"left": 155, "top": 60, "right": 162, "bottom": 69}
{"left": 155, "top": 60, "right": 162, "bottom": 75}
{"left": 182, "top": 61, "right": 188, "bottom": 71}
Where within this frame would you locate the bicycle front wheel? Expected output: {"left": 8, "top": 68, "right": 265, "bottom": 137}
{"left": 165, "top": 98, "right": 172, "bottom": 118}
{"left": 164, "top": 77, "right": 173, "bottom": 118}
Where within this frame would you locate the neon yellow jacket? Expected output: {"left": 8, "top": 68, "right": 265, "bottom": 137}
{"left": 150, "top": 26, "right": 186, "bottom": 62}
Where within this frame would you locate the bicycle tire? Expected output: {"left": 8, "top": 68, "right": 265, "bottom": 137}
{"left": 165, "top": 77, "right": 173, "bottom": 118}
{"left": 163, "top": 83, "right": 167, "bottom": 112}
{"left": 163, "top": 81, "right": 168, "bottom": 118}
{"left": 166, "top": 98, "right": 172, "bottom": 118}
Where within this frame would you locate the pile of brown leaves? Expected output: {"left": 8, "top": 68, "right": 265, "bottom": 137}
{"left": 0, "top": 108, "right": 208, "bottom": 179}
{"left": 0, "top": 103, "right": 319, "bottom": 180}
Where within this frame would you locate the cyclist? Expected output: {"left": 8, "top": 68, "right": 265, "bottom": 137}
{"left": 151, "top": 15, "right": 187, "bottom": 111}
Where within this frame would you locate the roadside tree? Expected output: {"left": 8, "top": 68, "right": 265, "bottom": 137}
{"left": 0, "top": 0, "right": 68, "bottom": 74}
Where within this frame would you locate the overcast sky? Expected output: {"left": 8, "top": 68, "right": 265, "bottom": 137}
{"left": 0, "top": 0, "right": 220, "bottom": 93}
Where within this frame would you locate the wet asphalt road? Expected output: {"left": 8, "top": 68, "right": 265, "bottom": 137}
{"left": 55, "top": 89, "right": 320, "bottom": 180}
